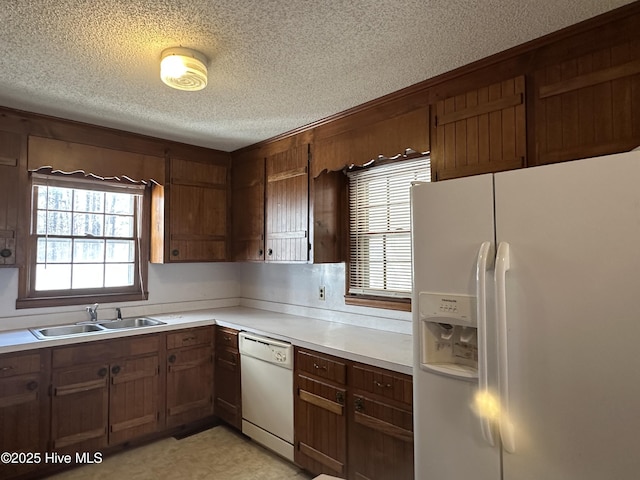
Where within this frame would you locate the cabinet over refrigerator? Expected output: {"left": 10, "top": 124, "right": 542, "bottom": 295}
{"left": 410, "top": 150, "right": 640, "bottom": 480}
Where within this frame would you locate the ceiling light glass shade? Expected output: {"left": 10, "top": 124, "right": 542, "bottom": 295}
{"left": 160, "top": 47, "right": 208, "bottom": 91}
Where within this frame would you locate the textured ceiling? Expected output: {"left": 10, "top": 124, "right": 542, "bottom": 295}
{"left": 0, "top": 0, "right": 634, "bottom": 152}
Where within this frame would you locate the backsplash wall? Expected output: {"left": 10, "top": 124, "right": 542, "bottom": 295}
{"left": 0, "top": 263, "right": 241, "bottom": 331}
{"left": 238, "top": 262, "right": 412, "bottom": 334}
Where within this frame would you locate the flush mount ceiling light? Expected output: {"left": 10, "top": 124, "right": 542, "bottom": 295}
{"left": 160, "top": 47, "right": 208, "bottom": 91}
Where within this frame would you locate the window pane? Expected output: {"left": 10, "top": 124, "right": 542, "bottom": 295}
{"left": 105, "top": 264, "right": 134, "bottom": 287}
{"left": 72, "top": 264, "right": 104, "bottom": 289}
{"left": 37, "top": 211, "right": 72, "bottom": 235}
{"left": 35, "top": 264, "right": 71, "bottom": 290}
{"left": 105, "top": 215, "right": 133, "bottom": 237}
{"left": 73, "top": 239, "right": 105, "bottom": 263}
{"left": 72, "top": 213, "right": 104, "bottom": 236}
{"left": 105, "top": 192, "right": 134, "bottom": 215}
{"left": 41, "top": 186, "right": 73, "bottom": 211}
{"left": 74, "top": 189, "right": 104, "bottom": 213}
{"left": 37, "top": 238, "right": 72, "bottom": 263}
{"left": 106, "top": 240, "right": 135, "bottom": 262}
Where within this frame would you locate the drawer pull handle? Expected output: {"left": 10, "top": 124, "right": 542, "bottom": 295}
{"left": 336, "top": 391, "right": 344, "bottom": 405}
{"left": 0, "top": 249, "right": 12, "bottom": 258}
{"left": 168, "top": 354, "right": 177, "bottom": 364}
{"left": 313, "top": 363, "right": 327, "bottom": 371}
{"left": 223, "top": 336, "right": 231, "bottom": 341}
{"left": 373, "top": 380, "right": 392, "bottom": 388}
{"left": 98, "top": 367, "right": 108, "bottom": 378}
{"left": 182, "top": 336, "right": 196, "bottom": 342}
{"left": 0, "top": 366, "right": 14, "bottom": 372}
{"left": 111, "top": 365, "right": 121, "bottom": 375}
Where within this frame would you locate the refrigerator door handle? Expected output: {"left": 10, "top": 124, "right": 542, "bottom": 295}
{"left": 495, "top": 241, "right": 516, "bottom": 453}
{"left": 475, "top": 241, "right": 495, "bottom": 447}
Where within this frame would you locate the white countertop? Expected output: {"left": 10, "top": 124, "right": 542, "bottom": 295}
{"left": 0, "top": 306, "right": 413, "bottom": 375}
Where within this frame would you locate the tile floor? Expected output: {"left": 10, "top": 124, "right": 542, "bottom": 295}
{"left": 48, "top": 425, "right": 313, "bottom": 480}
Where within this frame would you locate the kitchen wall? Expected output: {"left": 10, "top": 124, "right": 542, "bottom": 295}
{"left": 0, "top": 263, "right": 241, "bottom": 331}
{"left": 0, "top": 261, "right": 411, "bottom": 334}
{"left": 238, "top": 262, "right": 411, "bottom": 334}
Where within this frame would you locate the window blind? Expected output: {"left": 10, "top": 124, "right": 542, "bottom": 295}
{"left": 347, "top": 156, "right": 430, "bottom": 298}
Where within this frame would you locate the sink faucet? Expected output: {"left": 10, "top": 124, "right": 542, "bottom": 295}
{"left": 86, "top": 303, "right": 99, "bottom": 322}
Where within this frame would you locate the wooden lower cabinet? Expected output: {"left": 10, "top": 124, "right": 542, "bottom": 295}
{"left": 347, "top": 364, "right": 414, "bottom": 480}
{"left": 166, "top": 327, "right": 214, "bottom": 428}
{"left": 294, "top": 348, "right": 412, "bottom": 480}
{"left": 0, "top": 351, "right": 49, "bottom": 479}
{"left": 294, "top": 348, "right": 348, "bottom": 477}
{"left": 51, "top": 362, "right": 110, "bottom": 453}
{"left": 214, "top": 326, "right": 241, "bottom": 429}
{"left": 51, "top": 335, "right": 162, "bottom": 452}
{"left": 109, "top": 353, "right": 161, "bottom": 444}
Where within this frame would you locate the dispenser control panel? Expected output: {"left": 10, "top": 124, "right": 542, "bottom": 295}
{"left": 419, "top": 292, "right": 478, "bottom": 380}
{"left": 419, "top": 292, "right": 474, "bottom": 324}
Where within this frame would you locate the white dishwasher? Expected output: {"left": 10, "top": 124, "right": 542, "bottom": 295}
{"left": 239, "top": 332, "right": 294, "bottom": 461}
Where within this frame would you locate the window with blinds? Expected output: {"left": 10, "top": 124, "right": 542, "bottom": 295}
{"left": 347, "top": 157, "right": 430, "bottom": 299}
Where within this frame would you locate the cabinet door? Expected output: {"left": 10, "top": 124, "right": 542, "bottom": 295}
{"left": 0, "top": 130, "right": 23, "bottom": 266}
{"left": 432, "top": 75, "right": 526, "bottom": 180}
{"left": 167, "top": 157, "right": 229, "bottom": 262}
{"left": 231, "top": 153, "right": 265, "bottom": 261}
{"left": 166, "top": 345, "right": 214, "bottom": 428}
{"left": 109, "top": 354, "right": 160, "bottom": 445}
{"left": 51, "top": 364, "right": 109, "bottom": 453}
{"left": 295, "top": 374, "right": 347, "bottom": 478}
{"left": 348, "top": 395, "right": 414, "bottom": 480}
{"left": 533, "top": 41, "right": 640, "bottom": 165}
{"left": 0, "top": 351, "right": 47, "bottom": 480}
{"left": 214, "top": 347, "right": 241, "bottom": 429}
{"left": 265, "top": 144, "right": 309, "bottom": 262}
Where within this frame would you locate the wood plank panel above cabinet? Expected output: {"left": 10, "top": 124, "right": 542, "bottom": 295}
{"left": 432, "top": 75, "right": 526, "bottom": 180}
{"left": 533, "top": 40, "right": 640, "bottom": 165}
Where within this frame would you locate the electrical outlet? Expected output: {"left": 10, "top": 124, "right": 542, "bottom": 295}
{"left": 319, "top": 286, "right": 326, "bottom": 301}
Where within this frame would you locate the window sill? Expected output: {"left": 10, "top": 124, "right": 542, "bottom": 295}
{"left": 16, "top": 291, "right": 149, "bottom": 309}
{"left": 344, "top": 294, "right": 411, "bottom": 312}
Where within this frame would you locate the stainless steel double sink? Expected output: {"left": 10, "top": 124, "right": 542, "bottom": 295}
{"left": 30, "top": 317, "right": 166, "bottom": 340}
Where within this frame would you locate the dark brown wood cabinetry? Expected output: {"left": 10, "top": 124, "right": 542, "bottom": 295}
{"left": 51, "top": 335, "right": 161, "bottom": 452}
{"left": 294, "top": 347, "right": 413, "bottom": 480}
{"left": 152, "top": 156, "right": 230, "bottom": 263}
{"left": 231, "top": 153, "right": 265, "bottom": 261}
{"left": 348, "top": 363, "right": 414, "bottom": 480}
{"left": 0, "top": 129, "right": 25, "bottom": 266}
{"left": 431, "top": 75, "right": 526, "bottom": 180}
{"left": 294, "top": 348, "right": 348, "bottom": 478}
{"left": 0, "top": 351, "right": 49, "bottom": 479}
{"left": 166, "top": 327, "right": 215, "bottom": 428}
{"left": 214, "top": 326, "right": 242, "bottom": 429}
{"left": 265, "top": 144, "right": 310, "bottom": 262}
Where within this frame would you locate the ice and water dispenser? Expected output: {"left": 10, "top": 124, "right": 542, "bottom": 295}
{"left": 419, "top": 292, "right": 479, "bottom": 380}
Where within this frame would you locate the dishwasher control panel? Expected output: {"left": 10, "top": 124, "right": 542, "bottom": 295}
{"left": 239, "top": 332, "right": 293, "bottom": 369}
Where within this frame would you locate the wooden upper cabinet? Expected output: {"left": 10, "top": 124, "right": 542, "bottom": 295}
{"left": 432, "top": 75, "right": 526, "bottom": 180}
{"left": 265, "top": 144, "right": 309, "bottom": 262}
{"left": 0, "top": 130, "right": 25, "bottom": 266}
{"left": 231, "top": 153, "right": 265, "bottom": 262}
{"left": 152, "top": 155, "right": 230, "bottom": 263}
{"left": 533, "top": 41, "right": 640, "bottom": 166}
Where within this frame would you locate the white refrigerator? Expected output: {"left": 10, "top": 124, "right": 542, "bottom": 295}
{"left": 411, "top": 150, "right": 640, "bottom": 480}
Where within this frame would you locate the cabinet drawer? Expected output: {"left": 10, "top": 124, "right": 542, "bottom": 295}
{"left": 216, "top": 327, "right": 239, "bottom": 350}
{"left": 0, "top": 352, "right": 41, "bottom": 378}
{"left": 167, "top": 326, "right": 213, "bottom": 350}
{"left": 296, "top": 349, "right": 346, "bottom": 385}
{"left": 350, "top": 364, "right": 412, "bottom": 406}
{"left": 53, "top": 335, "right": 159, "bottom": 368}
